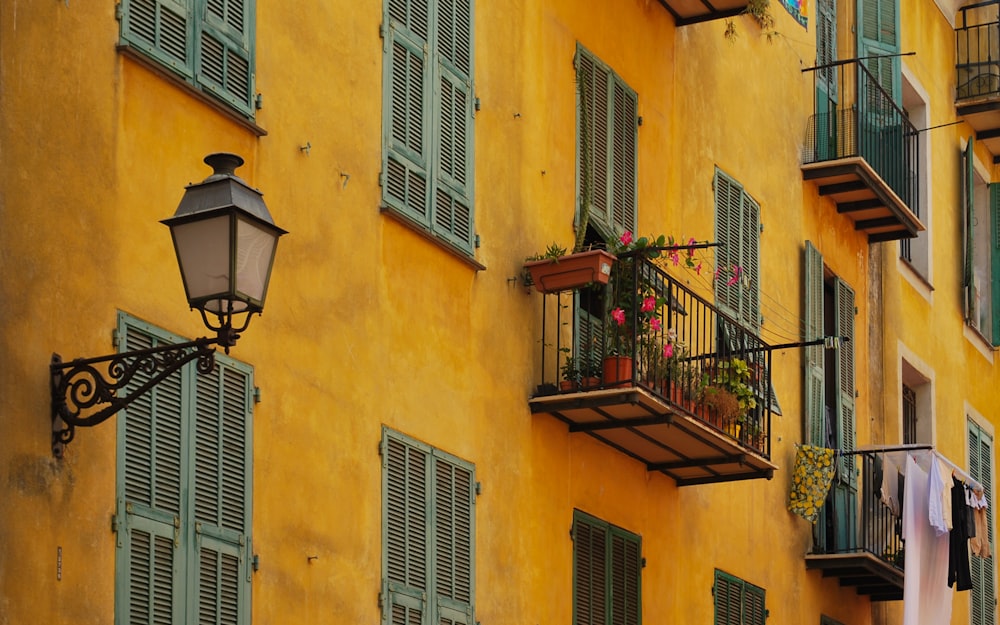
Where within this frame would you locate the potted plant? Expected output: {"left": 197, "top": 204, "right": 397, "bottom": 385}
{"left": 559, "top": 351, "right": 580, "bottom": 392}
{"left": 579, "top": 349, "right": 603, "bottom": 389}
{"left": 703, "top": 357, "right": 758, "bottom": 434}
{"left": 524, "top": 242, "right": 616, "bottom": 294}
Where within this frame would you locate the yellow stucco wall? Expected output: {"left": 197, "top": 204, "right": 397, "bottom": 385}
{"left": 1, "top": 1, "right": 991, "bottom": 625}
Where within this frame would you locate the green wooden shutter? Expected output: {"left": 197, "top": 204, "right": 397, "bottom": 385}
{"left": 383, "top": 432, "right": 430, "bottom": 625}
{"left": 969, "top": 420, "right": 996, "bottom": 625}
{"left": 714, "top": 169, "right": 761, "bottom": 329}
{"left": 804, "top": 242, "right": 825, "bottom": 446}
{"left": 121, "top": 0, "right": 194, "bottom": 78}
{"left": 573, "top": 515, "right": 607, "bottom": 625}
{"left": 383, "top": 0, "right": 432, "bottom": 222}
{"left": 743, "top": 583, "right": 766, "bottom": 625}
{"left": 609, "top": 527, "right": 641, "bottom": 625}
{"left": 966, "top": 140, "right": 977, "bottom": 325}
{"left": 196, "top": 0, "right": 254, "bottom": 115}
{"left": 191, "top": 361, "right": 253, "bottom": 625}
{"left": 833, "top": 278, "right": 856, "bottom": 479}
{"left": 857, "top": 0, "right": 899, "bottom": 100}
{"left": 573, "top": 512, "right": 640, "bottom": 625}
{"left": 713, "top": 570, "right": 765, "bottom": 625}
{"left": 815, "top": 0, "right": 837, "bottom": 161}
{"left": 431, "top": 0, "right": 475, "bottom": 251}
{"left": 712, "top": 571, "right": 741, "bottom": 625}
{"left": 433, "top": 453, "right": 475, "bottom": 625}
{"left": 576, "top": 47, "right": 637, "bottom": 240}
{"left": 117, "top": 320, "right": 187, "bottom": 625}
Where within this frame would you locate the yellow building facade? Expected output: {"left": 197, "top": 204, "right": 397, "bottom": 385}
{"left": 1, "top": 0, "right": 998, "bottom": 624}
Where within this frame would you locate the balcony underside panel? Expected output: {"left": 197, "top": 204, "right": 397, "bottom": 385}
{"left": 956, "top": 98, "right": 1000, "bottom": 161}
{"left": 529, "top": 387, "right": 777, "bottom": 486}
{"left": 655, "top": 0, "right": 747, "bottom": 25}
{"left": 802, "top": 157, "right": 924, "bottom": 242}
{"left": 805, "top": 552, "right": 904, "bottom": 602}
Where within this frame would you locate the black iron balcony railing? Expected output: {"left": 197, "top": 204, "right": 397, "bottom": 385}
{"left": 805, "top": 449, "right": 905, "bottom": 600}
{"left": 533, "top": 249, "right": 773, "bottom": 459}
{"left": 957, "top": 0, "right": 1000, "bottom": 101}
{"left": 803, "top": 58, "right": 919, "bottom": 216}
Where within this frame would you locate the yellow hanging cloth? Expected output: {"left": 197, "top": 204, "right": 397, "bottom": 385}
{"left": 787, "top": 445, "right": 837, "bottom": 523}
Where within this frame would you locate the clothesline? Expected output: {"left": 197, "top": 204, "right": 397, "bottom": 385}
{"left": 852, "top": 444, "right": 985, "bottom": 494}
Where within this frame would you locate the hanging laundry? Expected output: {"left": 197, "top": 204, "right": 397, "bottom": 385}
{"left": 880, "top": 452, "right": 901, "bottom": 515}
{"left": 970, "top": 488, "right": 992, "bottom": 558}
{"left": 948, "top": 477, "right": 973, "bottom": 591}
{"left": 788, "top": 445, "right": 836, "bottom": 523}
{"left": 928, "top": 458, "right": 953, "bottom": 536}
{"left": 903, "top": 455, "right": 952, "bottom": 625}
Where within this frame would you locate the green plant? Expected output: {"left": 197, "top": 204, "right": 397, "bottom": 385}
{"left": 560, "top": 351, "right": 581, "bottom": 383}
{"left": 724, "top": 0, "right": 777, "bottom": 43}
{"left": 525, "top": 241, "right": 568, "bottom": 263}
{"left": 711, "top": 357, "right": 758, "bottom": 417}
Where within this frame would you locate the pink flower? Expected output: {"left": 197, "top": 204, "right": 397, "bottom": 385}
{"left": 687, "top": 238, "right": 697, "bottom": 257}
{"left": 670, "top": 251, "right": 680, "bottom": 266}
{"left": 650, "top": 317, "right": 662, "bottom": 332}
{"left": 612, "top": 308, "right": 626, "bottom": 325}
{"left": 695, "top": 262, "right": 703, "bottom": 275}
{"left": 663, "top": 343, "right": 674, "bottom": 359}
{"left": 620, "top": 231, "right": 633, "bottom": 246}
{"left": 641, "top": 296, "right": 656, "bottom": 312}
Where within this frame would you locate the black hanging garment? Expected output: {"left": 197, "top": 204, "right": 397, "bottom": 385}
{"left": 948, "top": 476, "right": 973, "bottom": 591}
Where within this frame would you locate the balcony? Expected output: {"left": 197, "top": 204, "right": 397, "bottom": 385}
{"left": 956, "top": 0, "right": 1000, "bottom": 158}
{"left": 805, "top": 449, "right": 904, "bottom": 601}
{"left": 654, "top": 0, "right": 749, "bottom": 25}
{"left": 802, "top": 59, "right": 923, "bottom": 242}
{"left": 527, "top": 250, "right": 779, "bottom": 486}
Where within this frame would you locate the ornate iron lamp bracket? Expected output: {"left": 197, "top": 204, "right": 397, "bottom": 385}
{"left": 50, "top": 337, "right": 222, "bottom": 458}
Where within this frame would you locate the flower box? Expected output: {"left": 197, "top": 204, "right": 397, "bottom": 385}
{"left": 524, "top": 249, "right": 616, "bottom": 294}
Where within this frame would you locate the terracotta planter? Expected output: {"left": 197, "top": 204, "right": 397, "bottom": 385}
{"left": 524, "top": 250, "right": 616, "bottom": 293}
{"left": 581, "top": 376, "right": 602, "bottom": 390}
{"left": 559, "top": 380, "right": 578, "bottom": 392}
{"left": 602, "top": 356, "right": 634, "bottom": 388}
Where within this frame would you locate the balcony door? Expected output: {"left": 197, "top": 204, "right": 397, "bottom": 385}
{"left": 805, "top": 242, "right": 857, "bottom": 553}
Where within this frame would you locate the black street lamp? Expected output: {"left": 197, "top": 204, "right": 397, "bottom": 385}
{"left": 49, "top": 153, "right": 286, "bottom": 457}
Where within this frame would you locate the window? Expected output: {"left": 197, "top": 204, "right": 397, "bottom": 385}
{"left": 118, "top": 0, "right": 256, "bottom": 117}
{"left": 804, "top": 242, "right": 857, "bottom": 553}
{"left": 714, "top": 168, "right": 761, "bottom": 330}
{"left": 572, "top": 511, "right": 641, "bottom": 625}
{"left": 114, "top": 312, "right": 253, "bottom": 625}
{"left": 900, "top": 359, "right": 932, "bottom": 445}
{"left": 381, "top": 428, "right": 476, "bottom": 625}
{"left": 902, "top": 384, "right": 917, "bottom": 443}
{"left": 576, "top": 45, "right": 638, "bottom": 242}
{"left": 969, "top": 419, "right": 996, "bottom": 625}
{"left": 713, "top": 569, "right": 765, "bottom": 625}
{"left": 962, "top": 138, "right": 1000, "bottom": 345}
{"left": 381, "top": 0, "right": 476, "bottom": 255}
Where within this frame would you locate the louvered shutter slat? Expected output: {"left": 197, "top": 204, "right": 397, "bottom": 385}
{"left": 196, "top": 0, "right": 253, "bottom": 116}
{"left": 804, "top": 242, "right": 826, "bottom": 446}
